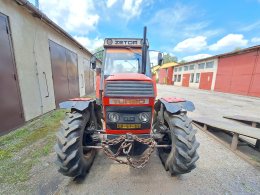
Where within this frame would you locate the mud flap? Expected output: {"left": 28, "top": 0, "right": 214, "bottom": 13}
{"left": 59, "top": 98, "right": 95, "bottom": 112}
{"left": 154, "top": 98, "right": 195, "bottom": 114}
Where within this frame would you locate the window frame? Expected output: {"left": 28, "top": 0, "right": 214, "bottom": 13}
{"left": 190, "top": 73, "right": 194, "bottom": 83}
{"left": 198, "top": 63, "right": 205, "bottom": 69}
{"left": 195, "top": 73, "right": 200, "bottom": 83}
{"left": 189, "top": 64, "right": 195, "bottom": 70}
{"left": 206, "top": 61, "right": 214, "bottom": 68}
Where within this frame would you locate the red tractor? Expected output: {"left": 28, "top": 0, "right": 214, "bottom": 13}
{"left": 55, "top": 27, "right": 199, "bottom": 178}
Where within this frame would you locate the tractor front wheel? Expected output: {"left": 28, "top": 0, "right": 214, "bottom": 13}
{"left": 54, "top": 109, "right": 96, "bottom": 178}
{"left": 158, "top": 111, "right": 199, "bottom": 176}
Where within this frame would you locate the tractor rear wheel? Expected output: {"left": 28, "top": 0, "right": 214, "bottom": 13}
{"left": 54, "top": 109, "right": 96, "bottom": 178}
{"left": 158, "top": 111, "right": 199, "bottom": 176}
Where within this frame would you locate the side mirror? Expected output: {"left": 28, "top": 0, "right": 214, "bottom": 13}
{"left": 158, "top": 52, "right": 163, "bottom": 66}
{"left": 90, "top": 56, "right": 97, "bottom": 69}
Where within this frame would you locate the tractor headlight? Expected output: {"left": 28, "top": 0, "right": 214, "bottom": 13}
{"left": 138, "top": 112, "right": 150, "bottom": 123}
{"left": 108, "top": 112, "right": 120, "bottom": 122}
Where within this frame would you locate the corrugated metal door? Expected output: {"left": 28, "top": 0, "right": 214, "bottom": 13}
{"left": 215, "top": 51, "right": 260, "bottom": 97}
{"left": 0, "top": 13, "right": 24, "bottom": 133}
{"left": 182, "top": 73, "right": 190, "bottom": 87}
{"left": 49, "top": 41, "right": 69, "bottom": 106}
{"left": 167, "top": 67, "right": 173, "bottom": 85}
{"left": 49, "top": 41, "right": 80, "bottom": 106}
{"left": 214, "top": 57, "right": 233, "bottom": 93}
{"left": 89, "top": 69, "right": 94, "bottom": 92}
{"left": 248, "top": 49, "right": 260, "bottom": 97}
{"left": 159, "top": 69, "right": 167, "bottom": 84}
{"left": 66, "top": 50, "right": 79, "bottom": 98}
{"left": 84, "top": 58, "right": 91, "bottom": 94}
{"left": 199, "top": 72, "right": 213, "bottom": 90}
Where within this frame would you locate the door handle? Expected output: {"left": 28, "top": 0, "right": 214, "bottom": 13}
{"left": 43, "top": 72, "right": 49, "bottom": 97}
{"left": 81, "top": 74, "right": 84, "bottom": 88}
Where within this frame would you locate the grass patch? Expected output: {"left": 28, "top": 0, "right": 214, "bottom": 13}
{"left": 0, "top": 109, "right": 66, "bottom": 184}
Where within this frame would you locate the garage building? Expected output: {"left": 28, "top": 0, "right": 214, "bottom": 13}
{"left": 0, "top": 0, "right": 98, "bottom": 134}
{"left": 173, "top": 45, "right": 260, "bottom": 97}
{"left": 158, "top": 62, "right": 178, "bottom": 85}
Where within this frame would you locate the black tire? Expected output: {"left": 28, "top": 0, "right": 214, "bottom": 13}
{"left": 54, "top": 110, "right": 96, "bottom": 178}
{"left": 158, "top": 111, "right": 199, "bottom": 176}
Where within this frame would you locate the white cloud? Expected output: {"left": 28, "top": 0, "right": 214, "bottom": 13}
{"left": 149, "top": 51, "right": 160, "bottom": 66}
{"left": 209, "top": 34, "right": 248, "bottom": 51}
{"left": 251, "top": 37, "right": 260, "bottom": 44}
{"left": 182, "top": 54, "right": 212, "bottom": 62}
{"left": 40, "top": 0, "right": 99, "bottom": 34}
{"left": 107, "top": 0, "right": 117, "bottom": 8}
{"left": 241, "top": 21, "right": 260, "bottom": 32}
{"left": 122, "top": 0, "right": 143, "bottom": 19}
{"left": 173, "top": 36, "right": 207, "bottom": 52}
{"left": 74, "top": 36, "right": 103, "bottom": 52}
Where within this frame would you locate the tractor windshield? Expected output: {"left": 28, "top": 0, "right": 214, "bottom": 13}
{"left": 104, "top": 50, "right": 142, "bottom": 76}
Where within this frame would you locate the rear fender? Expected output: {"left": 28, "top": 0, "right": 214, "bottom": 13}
{"left": 59, "top": 98, "right": 95, "bottom": 112}
{"left": 154, "top": 98, "right": 195, "bottom": 114}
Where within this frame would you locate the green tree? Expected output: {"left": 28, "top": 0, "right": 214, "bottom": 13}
{"left": 179, "top": 60, "right": 186, "bottom": 64}
{"left": 93, "top": 46, "right": 104, "bottom": 61}
{"left": 163, "top": 53, "right": 178, "bottom": 63}
{"left": 233, "top": 47, "right": 242, "bottom": 52}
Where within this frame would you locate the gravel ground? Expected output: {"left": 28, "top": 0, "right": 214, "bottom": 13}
{"left": 57, "top": 129, "right": 260, "bottom": 194}
{"left": 55, "top": 85, "right": 260, "bottom": 195}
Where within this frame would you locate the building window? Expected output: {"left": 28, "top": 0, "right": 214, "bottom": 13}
{"left": 195, "top": 73, "right": 200, "bottom": 83}
{"left": 174, "top": 67, "right": 178, "bottom": 72}
{"left": 198, "top": 63, "right": 205, "bottom": 69}
{"left": 177, "top": 74, "right": 182, "bottom": 82}
{"left": 190, "top": 73, "right": 194, "bottom": 83}
{"left": 206, "top": 61, "right": 214, "bottom": 68}
{"left": 174, "top": 75, "right": 177, "bottom": 82}
{"left": 189, "top": 65, "right": 195, "bottom": 70}
{"left": 184, "top": 66, "right": 189, "bottom": 71}
{"left": 178, "top": 67, "right": 182, "bottom": 72}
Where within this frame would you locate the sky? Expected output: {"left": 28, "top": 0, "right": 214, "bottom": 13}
{"left": 29, "top": 0, "right": 260, "bottom": 62}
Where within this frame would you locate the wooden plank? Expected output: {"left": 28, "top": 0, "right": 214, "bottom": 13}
{"left": 224, "top": 115, "right": 260, "bottom": 125}
{"left": 231, "top": 133, "right": 239, "bottom": 150}
{"left": 192, "top": 117, "right": 260, "bottom": 139}
{"left": 194, "top": 123, "right": 260, "bottom": 169}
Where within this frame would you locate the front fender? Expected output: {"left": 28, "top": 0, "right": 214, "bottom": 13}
{"left": 59, "top": 98, "right": 95, "bottom": 112}
{"left": 155, "top": 98, "right": 195, "bottom": 114}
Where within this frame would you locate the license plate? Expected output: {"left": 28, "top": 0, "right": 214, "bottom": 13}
{"left": 117, "top": 124, "right": 141, "bottom": 129}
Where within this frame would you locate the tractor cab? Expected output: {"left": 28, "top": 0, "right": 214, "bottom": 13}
{"left": 102, "top": 38, "right": 151, "bottom": 78}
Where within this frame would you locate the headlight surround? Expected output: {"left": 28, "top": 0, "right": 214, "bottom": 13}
{"left": 138, "top": 112, "right": 150, "bottom": 123}
{"left": 108, "top": 112, "right": 120, "bottom": 122}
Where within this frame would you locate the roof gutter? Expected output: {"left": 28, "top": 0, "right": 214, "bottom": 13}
{"left": 14, "top": 0, "right": 94, "bottom": 57}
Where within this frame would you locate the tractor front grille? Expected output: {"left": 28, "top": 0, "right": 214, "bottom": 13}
{"left": 105, "top": 81, "right": 154, "bottom": 97}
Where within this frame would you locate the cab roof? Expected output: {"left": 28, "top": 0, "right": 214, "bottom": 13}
{"left": 104, "top": 38, "right": 149, "bottom": 48}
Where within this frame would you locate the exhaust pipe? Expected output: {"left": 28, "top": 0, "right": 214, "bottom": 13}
{"left": 142, "top": 26, "right": 147, "bottom": 74}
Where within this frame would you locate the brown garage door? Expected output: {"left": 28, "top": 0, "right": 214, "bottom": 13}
{"left": 83, "top": 58, "right": 94, "bottom": 95}
{"left": 0, "top": 13, "right": 24, "bottom": 134}
{"left": 84, "top": 59, "right": 91, "bottom": 94}
{"left": 49, "top": 41, "right": 79, "bottom": 106}
{"left": 66, "top": 50, "right": 79, "bottom": 98}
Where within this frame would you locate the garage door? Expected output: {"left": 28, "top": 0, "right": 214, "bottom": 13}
{"left": 49, "top": 41, "right": 79, "bottom": 106}
{"left": 199, "top": 72, "right": 213, "bottom": 90}
{"left": 182, "top": 73, "right": 190, "bottom": 87}
{"left": 214, "top": 50, "right": 260, "bottom": 97}
{"left": 83, "top": 58, "right": 94, "bottom": 95}
{"left": 0, "top": 13, "right": 24, "bottom": 133}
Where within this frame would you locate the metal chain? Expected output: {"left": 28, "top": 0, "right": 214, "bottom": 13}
{"left": 101, "top": 135, "right": 156, "bottom": 168}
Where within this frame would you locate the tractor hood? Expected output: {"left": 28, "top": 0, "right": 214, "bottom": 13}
{"left": 106, "top": 73, "right": 152, "bottom": 82}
